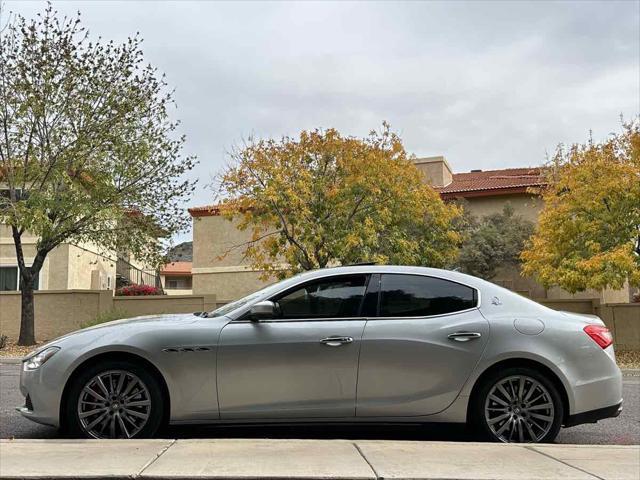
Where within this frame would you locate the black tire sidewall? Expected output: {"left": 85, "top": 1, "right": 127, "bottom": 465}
{"left": 472, "top": 366, "right": 564, "bottom": 443}
{"left": 62, "top": 359, "right": 164, "bottom": 439}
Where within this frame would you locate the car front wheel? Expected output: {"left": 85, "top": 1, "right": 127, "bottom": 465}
{"left": 63, "top": 360, "right": 164, "bottom": 439}
{"left": 472, "top": 367, "right": 564, "bottom": 443}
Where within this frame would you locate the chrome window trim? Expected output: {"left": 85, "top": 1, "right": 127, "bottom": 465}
{"left": 367, "top": 306, "right": 480, "bottom": 321}
{"left": 228, "top": 269, "right": 482, "bottom": 321}
{"left": 231, "top": 317, "right": 369, "bottom": 324}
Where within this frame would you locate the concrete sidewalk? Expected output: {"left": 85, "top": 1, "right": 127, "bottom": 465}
{"left": 0, "top": 439, "right": 638, "bottom": 480}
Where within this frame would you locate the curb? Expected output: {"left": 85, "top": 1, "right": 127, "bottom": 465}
{"left": 0, "top": 440, "right": 638, "bottom": 480}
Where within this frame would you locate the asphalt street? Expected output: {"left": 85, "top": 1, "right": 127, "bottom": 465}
{"left": 1, "top": 363, "right": 638, "bottom": 444}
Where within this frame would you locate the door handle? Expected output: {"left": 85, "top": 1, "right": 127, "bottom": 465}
{"left": 321, "top": 336, "right": 353, "bottom": 347}
{"left": 448, "top": 332, "right": 482, "bottom": 342}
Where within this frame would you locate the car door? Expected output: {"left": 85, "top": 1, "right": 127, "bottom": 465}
{"left": 356, "top": 273, "right": 489, "bottom": 417}
{"left": 217, "top": 274, "right": 370, "bottom": 419}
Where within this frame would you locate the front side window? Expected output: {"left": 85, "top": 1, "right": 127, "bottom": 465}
{"left": 275, "top": 275, "right": 369, "bottom": 319}
{"left": 379, "top": 274, "right": 476, "bottom": 317}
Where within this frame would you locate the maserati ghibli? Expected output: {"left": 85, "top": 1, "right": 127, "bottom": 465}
{"left": 18, "top": 265, "right": 623, "bottom": 442}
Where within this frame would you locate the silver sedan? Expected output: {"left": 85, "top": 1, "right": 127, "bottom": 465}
{"left": 18, "top": 266, "right": 623, "bottom": 442}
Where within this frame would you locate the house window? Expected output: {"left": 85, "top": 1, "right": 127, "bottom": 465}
{"left": 0, "top": 267, "right": 18, "bottom": 291}
{"left": 0, "top": 266, "right": 39, "bottom": 291}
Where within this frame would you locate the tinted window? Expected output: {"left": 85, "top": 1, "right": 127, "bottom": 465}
{"left": 380, "top": 274, "right": 476, "bottom": 317}
{"left": 276, "top": 275, "right": 368, "bottom": 319}
{"left": 0, "top": 267, "right": 18, "bottom": 291}
{"left": 0, "top": 266, "right": 39, "bottom": 291}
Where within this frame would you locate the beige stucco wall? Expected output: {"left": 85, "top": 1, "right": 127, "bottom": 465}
{"left": 112, "top": 294, "right": 217, "bottom": 316}
{"left": 414, "top": 156, "right": 453, "bottom": 188}
{"left": 193, "top": 270, "right": 274, "bottom": 301}
{"left": 192, "top": 215, "right": 276, "bottom": 299}
{"left": 1, "top": 225, "right": 56, "bottom": 290}
{"left": 0, "top": 290, "right": 218, "bottom": 341}
{"left": 66, "top": 243, "right": 116, "bottom": 290}
{"left": 0, "top": 290, "right": 114, "bottom": 340}
{"left": 491, "top": 265, "right": 547, "bottom": 299}
{"left": 1, "top": 224, "right": 116, "bottom": 291}
{"left": 598, "top": 304, "right": 640, "bottom": 350}
{"left": 462, "top": 193, "right": 543, "bottom": 224}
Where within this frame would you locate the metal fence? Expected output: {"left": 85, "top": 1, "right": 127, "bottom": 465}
{"left": 115, "top": 259, "right": 161, "bottom": 288}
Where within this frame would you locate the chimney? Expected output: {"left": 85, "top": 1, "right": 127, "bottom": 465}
{"left": 413, "top": 156, "right": 453, "bottom": 188}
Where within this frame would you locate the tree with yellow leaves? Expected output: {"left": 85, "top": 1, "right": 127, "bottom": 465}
{"left": 521, "top": 120, "right": 640, "bottom": 293}
{"left": 218, "top": 124, "right": 461, "bottom": 278}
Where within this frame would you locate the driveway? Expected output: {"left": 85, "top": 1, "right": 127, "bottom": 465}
{"left": 1, "top": 363, "right": 638, "bottom": 444}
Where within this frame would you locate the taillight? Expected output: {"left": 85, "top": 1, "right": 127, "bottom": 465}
{"left": 583, "top": 324, "right": 613, "bottom": 349}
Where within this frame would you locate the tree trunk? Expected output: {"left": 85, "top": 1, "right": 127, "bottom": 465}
{"left": 17, "top": 282, "right": 36, "bottom": 346}
{"left": 12, "top": 226, "right": 49, "bottom": 346}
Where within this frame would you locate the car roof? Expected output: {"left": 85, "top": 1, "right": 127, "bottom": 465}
{"left": 292, "top": 265, "right": 486, "bottom": 288}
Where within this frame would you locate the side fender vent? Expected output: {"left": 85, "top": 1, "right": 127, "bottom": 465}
{"left": 162, "top": 346, "right": 213, "bottom": 353}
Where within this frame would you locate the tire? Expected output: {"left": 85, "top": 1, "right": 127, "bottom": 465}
{"left": 470, "top": 366, "right": 564, "bottom": 443}
{"left": 62, "top": 359, "right": 165, "bottom": 439}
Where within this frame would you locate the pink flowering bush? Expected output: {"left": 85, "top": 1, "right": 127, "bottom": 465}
{"left": 116, "top": 284, "right": 164, "bottom": 296}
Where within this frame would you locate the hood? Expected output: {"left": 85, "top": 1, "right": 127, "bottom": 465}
{"left": 31, "top": 312, "right": 200, "bottom": 355}
{"left": 82, "top": 312, "right": 199, "bottom": 331}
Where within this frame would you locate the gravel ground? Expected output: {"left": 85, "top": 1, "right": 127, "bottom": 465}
{"left": 617, "top": 350, "right": 640, "bottom": 369}
{"left": 1, "top": 363, "right": 638, "bottom": 444}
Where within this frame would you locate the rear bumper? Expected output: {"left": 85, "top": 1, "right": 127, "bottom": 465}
{"left": 564, "top": 401, "right": 623, "bottom": 428}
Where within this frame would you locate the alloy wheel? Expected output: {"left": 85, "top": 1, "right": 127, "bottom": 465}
{"left": 77, "top": 370, "right": 151, "bottom": 439}
{"left": 484, "top": 375, "right": 555, "bottom": 443}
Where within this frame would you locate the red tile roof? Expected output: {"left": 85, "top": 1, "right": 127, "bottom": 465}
{"left": 160, "top": 261, "right": 192, "bottom": 276}
{"left": 437, "top": 167, "right": 545, "bottom": 199}
{"left": 188, "top": 205, "right": 221, "bottom": 217}
{"left": 188, "top": 167, "right": 546, "bottom": 216}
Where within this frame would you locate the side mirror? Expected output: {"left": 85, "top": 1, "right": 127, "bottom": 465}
{"left": 248, "top": 300, "right": 277, "bottom": 321}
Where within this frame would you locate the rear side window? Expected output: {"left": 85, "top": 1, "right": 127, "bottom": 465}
{"left": 379, "top": 274, "right": 476, "bottom": 317}
{"left": 275, "top": 275, "right": 369, "bottom": 319}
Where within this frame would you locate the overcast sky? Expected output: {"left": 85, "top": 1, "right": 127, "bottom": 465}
{"left": 7, "top": 0, "right": 640, "bottom": 244}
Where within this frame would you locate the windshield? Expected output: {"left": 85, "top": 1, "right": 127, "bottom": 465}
{"left": 206, "top": 273, "right": 306, "bottom": 318}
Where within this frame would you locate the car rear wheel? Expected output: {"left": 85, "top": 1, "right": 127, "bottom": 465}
{"left": 472, "top": 367, "right": 563, "bottom": 443}
{"left": 63, "top": 360, "right": 164, "bottom": 439}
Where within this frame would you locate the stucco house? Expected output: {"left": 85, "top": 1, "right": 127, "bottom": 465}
{"left": 160, "top": 261, "right": 193, "bottom": 295}
{"left": 0, "top": 224, "right": 116, "bottom": 291}
{"left": 0, "top": 223, "right": 160, "bottom": 292}
{"left": 188, "top": 156, "right": 633, "bottom": 303}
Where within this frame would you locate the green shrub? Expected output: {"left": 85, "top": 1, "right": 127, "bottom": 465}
{"left": 81, "top": 309, "right": 130, "bottom": 329}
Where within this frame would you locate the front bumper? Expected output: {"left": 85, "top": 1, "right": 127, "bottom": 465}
{"left": 16, "top": 393, "right": 57, "bottom": 427}
{"left": 19, "top": 360, "right": 64, "bottom": 428}
{"left": 564, "top": 401, "right": 623, "bottom": 428}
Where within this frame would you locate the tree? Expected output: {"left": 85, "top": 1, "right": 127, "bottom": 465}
{"left": 455, "top": 203, "right": 534, "bottom": 280}
{"left": 521, "top": 120, "right": 640, "bottom": 293}
{"left": 218, "top": 124, "right": 461, "bottom": 278}
{"left": 0, "top": 5, "right": 196, "bottom": 345}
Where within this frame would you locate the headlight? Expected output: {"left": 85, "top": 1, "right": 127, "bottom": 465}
{"left": 23, "top": 346, "right": 60, "bottom": 371}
